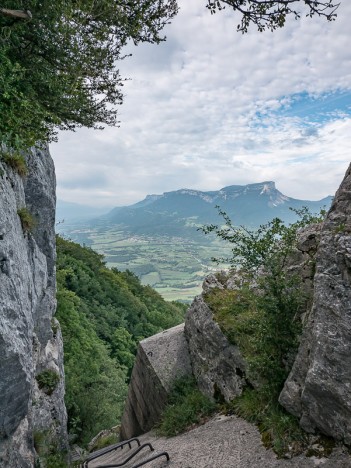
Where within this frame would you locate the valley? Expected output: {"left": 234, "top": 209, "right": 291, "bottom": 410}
{"left": 58, "top": 181, "right": 331, "bottom": 302}
{"left": 60, "top": 224, "right": 230, "bottom": 302}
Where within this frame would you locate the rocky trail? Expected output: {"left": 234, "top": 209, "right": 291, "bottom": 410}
{"left": 81, "top": 414, "right": 351, "bottom": 468}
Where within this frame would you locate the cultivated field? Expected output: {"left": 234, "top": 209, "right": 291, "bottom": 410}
{"left": 61, "top": 224, "right": 230, "bottom": 302}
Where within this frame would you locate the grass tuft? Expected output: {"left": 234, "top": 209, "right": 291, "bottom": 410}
{"left": 17, "top": 207, "right": 36, "bottom": 232}
{"left": 91, "top": 433, "right": 119, "bottom": 452}
{"left": 36, "top": 369, "right": 60, "bottom": 396}
{"left": 33, "top": 430, "right": 67, "bottom": 467}
{"left": 225, "top": 388, "right": 307, "bottom": 457}
{"left": 1, "top": 151, "right": 27, "bottom": 177}
{"left": 157, "top": 377, "right": 216, "bottom": 437}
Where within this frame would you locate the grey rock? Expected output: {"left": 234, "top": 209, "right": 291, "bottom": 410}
{"left": 202, "top": 273, "right": 225, "bottom": 293}
{"left": 280, "top": 163, "right": 351, "bottom": 444}
{"left": 120, "top": 324, "right": 192, "bottom": 440}
{"left": 0, "top": 146, "right": 67, "bottom": 467}
{"left": 184, "top": 296, "right": 247, "bottom": 402}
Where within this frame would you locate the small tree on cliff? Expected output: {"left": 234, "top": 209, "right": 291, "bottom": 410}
{"left": 0, "top": 0, "right": 178, "bottom": 150}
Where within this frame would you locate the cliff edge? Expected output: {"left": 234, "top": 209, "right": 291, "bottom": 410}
{"left": 0, "top": 147, "right": 67, "bottom": 467}
{"left": 280, "top": 163, "right": 351, "bottom": 444}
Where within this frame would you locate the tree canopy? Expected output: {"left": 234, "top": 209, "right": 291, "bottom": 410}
{"left": 0, "top": 1, "right": 340, "bottom": 150}
{"left": 0, "top": 0, "right": 178, "bottom": 149}
{"left": 206, "top": 1, "right": 340, "bottom": 32}
{"left": 56, "top": 235, "right": 185, "bottom": 443}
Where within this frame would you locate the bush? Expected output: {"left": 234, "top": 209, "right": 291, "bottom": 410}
{"left": 201, "top": 207, "right": 325, "bottom": 455}
{"left": 33, "top": 430, "right": 67, "bottom": 467}
{"left": 157, "top": 377, "right": 216, "bottom": 437}
{"left": 17, "top": 207, "right": 36, "bottom": 232}
{"left": 1, "top": 152, "right": 27, "bottom": 177}
{"left": 36, "top": 370, "right": 60, "bottom": 396}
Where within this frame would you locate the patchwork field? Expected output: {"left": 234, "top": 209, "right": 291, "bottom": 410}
{"left": 60, "top": 224, "right": 230, "bottom": 302}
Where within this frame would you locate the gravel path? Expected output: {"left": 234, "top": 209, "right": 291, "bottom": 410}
{"left": 87, "top": 414, "right": 351, "bottom": 467}
{"left": 134, "top": 414, "right": 351, "bottom": 468}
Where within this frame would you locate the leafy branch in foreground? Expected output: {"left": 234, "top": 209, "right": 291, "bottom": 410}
{"left": 206, "top": 1, "right": 340, "bottom": 32}
{"left": 201, "top": 205, "right": 325, "bottom": 276}
{"left": 0, "top": 0, "right": 178, "bottom": 150}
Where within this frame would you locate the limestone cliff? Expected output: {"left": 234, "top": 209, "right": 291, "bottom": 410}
{"left": 279, "top": 163, "right": 351, "bottom": 444}
{"left": 185, "top": 292, "right": 248, "bottom": 403}
{"left": 0, "top": 147, "right": 67, "bottom": 467}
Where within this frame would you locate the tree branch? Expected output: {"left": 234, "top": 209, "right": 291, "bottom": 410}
{"left": 206, "top": 1, "right": 340, "bottom": 32}
{"left": 0, "top": 8, "right": 32, "bottom": 20}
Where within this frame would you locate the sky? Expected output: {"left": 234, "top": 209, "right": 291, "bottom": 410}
{"left": 51, "top": 0, "right": 351, "bottom": 208}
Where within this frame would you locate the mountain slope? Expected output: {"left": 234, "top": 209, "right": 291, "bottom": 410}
{"left": 102, "top": 182, "right": 332, "bottom": 237}
{"left": 56, "top": 236, "right": 186, "bottom": 443}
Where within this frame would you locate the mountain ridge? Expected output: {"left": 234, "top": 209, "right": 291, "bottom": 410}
{"left": 108, "top": 181, "right": 331, "bottom": 213}
{"left": 56, "top": 181, "right": 332, "bottom": 302}
{"left": 101, "top": 181, "right": 332, "bottom": 236}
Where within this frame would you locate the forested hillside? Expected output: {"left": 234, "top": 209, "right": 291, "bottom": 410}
{"left": 56, "top": 236, "right": 186, "bottom": 444}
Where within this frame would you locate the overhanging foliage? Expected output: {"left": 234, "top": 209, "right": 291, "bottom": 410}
{"left": 0, "top": 0, "right": 178, "bottom": 149}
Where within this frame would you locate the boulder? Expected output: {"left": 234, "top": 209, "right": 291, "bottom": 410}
{"left": 120, "top": 323, "right": 192, "bottom": 440}
{"left": 184, "top": 293, "right": 247, "bottom": 403}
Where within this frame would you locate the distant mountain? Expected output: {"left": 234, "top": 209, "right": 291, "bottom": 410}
{"left": 100, "top": 181, "right": 332, "bottom": 238}
{"left": 58, "top": 182, "right": 333, "bottom": 302}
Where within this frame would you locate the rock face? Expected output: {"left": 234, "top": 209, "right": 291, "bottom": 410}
{"left": 185, "top": 293, "right": 247, "bottom": 403}
{"left": 280, "top": 163, "right": 351, "bottom": 444}
{"left": 120, "top": 324, "right": 192, "bottom": 440}
{"left": 0, "top": 147, "right": 67, "bottom": 467}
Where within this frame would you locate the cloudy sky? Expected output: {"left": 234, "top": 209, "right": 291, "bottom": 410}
{"left": 51, "top": 0, "right": 351, "bottom": 208}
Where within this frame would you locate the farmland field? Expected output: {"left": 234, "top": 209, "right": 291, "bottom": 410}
{"left": 59, "top": 223, "right": 230, "bottom": 302}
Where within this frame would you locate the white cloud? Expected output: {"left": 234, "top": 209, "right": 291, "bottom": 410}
{"left": 51, "top": 0, "right": 351, "bottom": 207}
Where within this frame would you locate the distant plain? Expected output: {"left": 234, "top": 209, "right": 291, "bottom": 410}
{"left": 61, "top": 223, "right": 230, "bottom": 302}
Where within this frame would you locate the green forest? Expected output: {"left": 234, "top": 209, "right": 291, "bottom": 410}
{"left": 56, "top": 236, "right": 186, "bottom": 444}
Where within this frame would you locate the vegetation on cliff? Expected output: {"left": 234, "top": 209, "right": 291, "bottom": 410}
{"left": 202, "top": 208, "right": 324, "bottom": 455}
{"left": 157, "top": 377, "right": 216, "bottom": 437}
{"left": 56, "top": 236, "right": 185, "bottom": 444}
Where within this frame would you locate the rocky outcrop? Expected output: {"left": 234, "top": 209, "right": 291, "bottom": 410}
{"left": 280, "top": 163, "right": 351, "bottom": 444}
{"left": 183, "top": 225, "right": 321, "bottom": 405}
{"left": 120, "top": 324, "right": 192, "bottom": 440}
{"left": 185, "top": 294, "right": 248, "bottom": 402}
{"left": 120, "top": 165, "right": 351, "bottom": 448}
{"left": 0, "top": 147, "right": 67, "bottom": 467}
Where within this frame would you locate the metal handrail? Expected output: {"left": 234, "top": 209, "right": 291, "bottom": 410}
{"left": 132, "top": 451, "right": 170, "bottom": 467}
{"left": 83, "top": 438, "right": 141, "bottom": 467}
{"left": 96, "top": 442, "right": 154, "bottom": 467}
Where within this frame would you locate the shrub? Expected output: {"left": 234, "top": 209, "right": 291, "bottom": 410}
{"left": 33, "top": 430, "right": 67, "bottom": 467}
{"left": 36, "top": 370, "right": 60, "bottom": 396}
{"left": 157, "top": 377, "right": 216, "bottom": 436}
{"left": 17, "top": 207, "right": 36, "bottom": 232}
{"left": 201, "top": 207, "right": 325, "bottom": 456}
{"left": 1, "top": 151, "right": 27, "bottom": 177}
